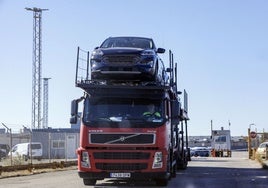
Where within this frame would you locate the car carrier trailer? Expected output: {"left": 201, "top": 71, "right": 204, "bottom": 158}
{"left": 70, "top": 46, "right": 189, "bottom": 186}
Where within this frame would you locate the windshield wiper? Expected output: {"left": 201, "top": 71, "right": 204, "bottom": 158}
{"left": 97, "top": 117, "right": 123, "bottom": 122}
{"left": 97, "top": 117, "right": 112, "bottom": 122}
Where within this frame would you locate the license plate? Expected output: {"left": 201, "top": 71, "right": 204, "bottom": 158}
{"left": 110, "top": 173, "right": 131, "bottom": 178}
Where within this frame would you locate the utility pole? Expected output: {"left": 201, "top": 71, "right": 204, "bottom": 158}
{"left": 25, "top": 7, "right": 48, "bottom": 129}
{"left": 43, "top": 78, "right": 51, "bottom": 129}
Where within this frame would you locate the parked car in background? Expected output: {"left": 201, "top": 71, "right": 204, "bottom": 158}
{"left": 90, "top": 36, "right": 168, "bottom": 84}
{"left": 0, "top": 144, "right": 10, "bottom": 160}
{"left": 8, "top": 142, "right": 43, "bottom": 161}
{"left": 190, "top": 147, "right": 210, "bottom": 157}
{"left": 256, "top": 142, "right": 268, "bottom": 159}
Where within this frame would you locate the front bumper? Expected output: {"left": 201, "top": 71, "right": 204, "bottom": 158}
{"left": 78, "top": 171, "right": 168, "bottom": 180}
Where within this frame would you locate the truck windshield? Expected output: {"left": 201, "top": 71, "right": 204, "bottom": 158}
{"left": 82, "top": 97, "right": 165, "bottom": 128}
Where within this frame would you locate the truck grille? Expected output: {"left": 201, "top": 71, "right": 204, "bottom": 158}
{"left": 93, "top": 152, "right": 150, "bottom": 160}
{"left": 102, "top": 55, "right": 140, "bottom": 65}
{"left": 90, "top": 133, "right": 155, "bottom": 144}
{"left": 95, "top": 163, "right": 148, "bottom": 171}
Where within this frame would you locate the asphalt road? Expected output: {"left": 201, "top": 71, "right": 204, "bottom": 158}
{"left": 1, "top": 152, "right": 267, "bottom": 188}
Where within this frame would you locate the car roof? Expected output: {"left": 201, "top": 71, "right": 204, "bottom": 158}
{"left": 107, "top": 36, "right": 153, "bottom": 40}
{"left": 100, "top": 36, "right": 156, "bottom": 49}
{"left": 14, "top": 142, "right": 42, "bottom": 146}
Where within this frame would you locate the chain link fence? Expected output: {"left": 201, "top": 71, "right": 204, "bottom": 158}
{"left": 0, "top": 127, "right": 79, "bottom": 167}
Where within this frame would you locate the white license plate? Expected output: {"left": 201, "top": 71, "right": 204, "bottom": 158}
{"left": 110, "top": 173, "right": 131, "bottom": 178}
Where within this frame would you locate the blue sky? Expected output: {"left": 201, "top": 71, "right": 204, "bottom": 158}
{"left": 0, "top": 0, "right": 267, "bottom": 136}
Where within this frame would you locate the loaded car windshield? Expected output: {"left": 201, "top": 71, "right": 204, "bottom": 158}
{"left": 82, "top": 97, "right": 165, "bottom": 128}
{"left": 100, "top": 37, "right": 155, "bottom": 49}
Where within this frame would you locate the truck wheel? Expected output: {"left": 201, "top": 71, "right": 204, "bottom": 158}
{"left": 155, "top": 178, "right": 168, "bottom": 186}
{"left": 83, "top": 179, "right": 96, "bottom": 186}
{"left": 177, "top": 157, "right": 187, "bottom": 170}
{"left": 171, "top": 163, "right": 177, "bottom": 178}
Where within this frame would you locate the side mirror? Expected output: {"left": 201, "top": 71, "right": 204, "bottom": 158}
{"left": 171, "top": 100, "right": 181, "bottom": 124}
{"left": 157, "top": 48, "right": 165, "bottom": 54}
{"left": 70, "top": 116, "right": 78, "bottom": 124}
{"left": 166, "top": 68, "right": 172, "bottom": 72}
{"left": 71, "top": 100, "right": 78, "bottom": 116}
{"left": 70, "top": 100, "right": 78, "bottom": 124}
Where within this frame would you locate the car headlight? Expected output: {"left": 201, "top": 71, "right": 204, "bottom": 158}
{"left": 92, "top": 49, "right": 103, "bottom": 56}
{"left": 91, "top": 50, "right": 103, "bottom": 60}
{"left": 141, "top": 50, "right": 155, "bottom": 56}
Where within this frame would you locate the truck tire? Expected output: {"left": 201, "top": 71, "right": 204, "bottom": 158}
{"left": 83, "top": 179, "right": 96, "bottom": 186}
{"left": 171, "top": 163, "right": 177, "bottom": 178}
{"left": 177, "top": 157, "right": 187, "bottom": 170}
{"left": 155, "top": 178, "right": 168, "bottom": 186}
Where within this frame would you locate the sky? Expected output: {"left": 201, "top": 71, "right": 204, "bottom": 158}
{"left": 0, "top": 0, "right": 267, "bottom": 136}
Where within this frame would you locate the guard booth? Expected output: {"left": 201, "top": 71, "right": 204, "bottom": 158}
{"left": 211, "top": 128, "right": 231, "bottom": 157}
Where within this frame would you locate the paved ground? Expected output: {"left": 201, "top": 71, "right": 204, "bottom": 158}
{"left": 1, "top": 151, "right": 267, "bottom": 188}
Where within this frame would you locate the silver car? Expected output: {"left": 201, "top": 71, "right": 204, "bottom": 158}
{"left": 256, "top": 142, "right": 268, "bottom": 159}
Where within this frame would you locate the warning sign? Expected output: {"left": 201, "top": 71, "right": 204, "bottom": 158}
{"left": 250, "top": 131, "right": 257, "bottom": 139}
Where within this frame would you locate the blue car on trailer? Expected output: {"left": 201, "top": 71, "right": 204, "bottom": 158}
{"left": 90, "top": 36, "right": 168, "bottom": 84}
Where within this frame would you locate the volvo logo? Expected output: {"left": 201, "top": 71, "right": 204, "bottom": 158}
{"left": 119, "top": 136, "right": 125, "bottom": 142}
{"left": 103, "top": 134, "right": 142, "bottom": 144}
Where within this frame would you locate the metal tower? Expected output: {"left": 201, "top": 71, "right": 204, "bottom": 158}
{"left": 42, "top": 78, "right": 51, "bottom": 129}
{"left": 26, "top": 7, "right": 48, "bottom": 129}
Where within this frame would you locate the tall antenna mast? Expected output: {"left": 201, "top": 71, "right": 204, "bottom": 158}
{"left": 26, "top": 7, "right": 48, "bottom": 129}
{"left": 43, "top": 78, "right": 51, "bottom": 129}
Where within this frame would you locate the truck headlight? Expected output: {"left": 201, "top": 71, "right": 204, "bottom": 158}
{"left": 152, "top": 151, "right": 163, "bottom": 169}
{"left": 81, "top": 151, "right": 91, "bottom": 168}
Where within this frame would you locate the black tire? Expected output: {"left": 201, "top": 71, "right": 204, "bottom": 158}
{"left": 180, "top": 160, "right": 188, "bottom": 170}
{"left": 23, "top": 155, "right": 28, "bottom": 161}
{"left": 83, "top": 179, "right": 96, "bottom": 186}
{"left": 155, "top": 178, "right": 168, "bottom": 186}
{"left": 177, "top": 156, "right": 188, "bottom": 170}
{"left": 171, "top": 162, "right": 177, "bottom": 178}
